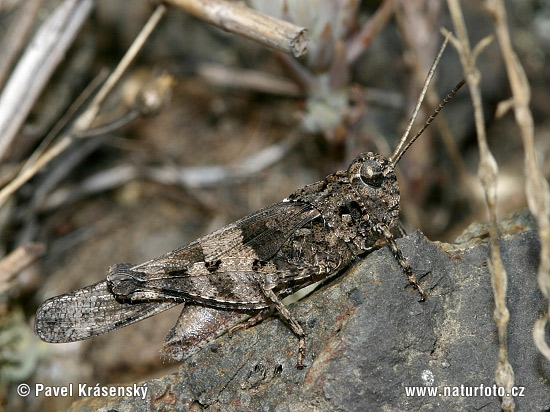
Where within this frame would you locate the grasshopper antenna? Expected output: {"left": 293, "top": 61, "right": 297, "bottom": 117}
{"left": 391, "top": 79, "right": 465, "bottom": 165}
{"left": 389, "top": 34, "right": 464, "bottom": 166}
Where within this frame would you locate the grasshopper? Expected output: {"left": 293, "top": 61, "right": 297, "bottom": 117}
{"left": 35, "top": 39, "right": 463, "bottom": 369}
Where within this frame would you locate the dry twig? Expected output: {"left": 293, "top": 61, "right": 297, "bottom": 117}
{"left": 0, "top": 0, "right": 43, "bottom": 89}
{"left": 446, "top": 1, "right": 515, "bottom": 410}
{"left": 0, "top": 242, "right": 45, "bottom": 294}
{"left": 165, "top": 0, "right": 307, "bottom": 58}
{"left": 484, "top": 0, "right": 550, "bottom": 363}
{"left": 0, "top": 4, "right": 167, "bottom": 208}
{"left": 346, "top": 0, "right": 394, "bottom": 64}
{"left": 38, "top": 134, "right": 298, "bottom": 211}
{"left": 197, "top": 63, "right": 301, "bottom": 96}
{"left": 393, "top": 1, "right": 472, "bottom": 232}
{"left": 0, "top": 0, "right": 94, "bottom": 160}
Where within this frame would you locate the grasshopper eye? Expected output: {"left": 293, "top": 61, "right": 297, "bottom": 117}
{"left": 360, "top": 160, "right": 385, "bottom": 187}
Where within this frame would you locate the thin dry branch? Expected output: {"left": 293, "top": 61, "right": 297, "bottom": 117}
{"left": 165, "top": 0, "right": 307, "bottom": 58}
{"left": 197, "top": 63, "right": 301, "bottom": 96}
{"left": 20, "top": 70, "right": 109, "bottom": 174}
{"left": 0, "top": 242, "right": 45, "bottom": 294}
{"left": 147, "top": 134, "right": 298, "bottom": 188}
{"left": 396, "top": 2, "right": 478, "bottom": 219}
{"left": 0, "top": 5, "right": 167, "bottom": 209}
{"left": 446, "top": 1, "right": 515, "bottom": 411}
{"left": 39, "top": 136, "right": 298, "bottom": 211}
{"left": 346, "top": 0, "right": 394, "bottom": 64}
{"left": 0, "top": 0, "right": 94, "bottom": 160}
{"left": 72, "top": 4, "right": 167, "bottom": 130}
{"left": 485, "top": 0, "right": 550, "bottom": 363}
{"left": 0, "top": 0, "right": 43, "bottom": 89}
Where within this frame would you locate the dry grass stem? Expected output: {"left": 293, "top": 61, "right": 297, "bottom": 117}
{"left": 197, "top": 63, "right": 301, "bottom": 96}
{"left": 346, "top": 0, "right": 394, "bottom": 64}
{"left": 0, "top": 4, "right": 167, "bottom": 208}
{"left": 0, "top": 0, "right": 94, "bottom": 160}
{"left": 439, "top": 27, "right": 494, "bottom": 210}
{"left": 447, "top": 0, "right": 515, "bottom": 410}
{"left": 0, "top": 0, "right": 43, "bottom": 89}
{"left": 39, "top": 134, "right": 298, "bottom": 211}
{"left": 20, "top": 69, "right": 109, "bottom": 174}
{"left": 72, "top": 4, "right": 167, "bottom": 131}
{"left": 165, "top": 0, "right": 307, "bottom": 58}
{"left": 0, "top": 242, "right": 45, "bottom": 294}
{"left": 146, "top": 134, "right": 298, "bottom": 189}
{"left": 485, "top": 0, "right": 550, "bottom": 362}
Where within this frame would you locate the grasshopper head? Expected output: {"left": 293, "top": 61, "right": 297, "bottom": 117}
{"left": 347, "top": 152, "right": 400, "bottom": 228}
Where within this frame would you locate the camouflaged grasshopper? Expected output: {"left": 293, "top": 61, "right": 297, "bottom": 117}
{"left": 35, "top": 39, "right": 463, "bottom": 369}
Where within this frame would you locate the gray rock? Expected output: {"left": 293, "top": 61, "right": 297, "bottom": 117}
{"left": 69, "top": 210, "right": 550, "bottom": 411}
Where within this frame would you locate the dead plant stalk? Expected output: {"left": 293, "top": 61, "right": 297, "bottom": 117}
{"left": 446, "top": 0, "right": 515, "bottom": 411}
{"left": 0, "top": 4, "right": 167, "bottom": 208}
{"left": 485, "top": 0, "right": 550, "bottom": 363}
{"left": 164, "top": 0, "right": 307, "bottom": 57}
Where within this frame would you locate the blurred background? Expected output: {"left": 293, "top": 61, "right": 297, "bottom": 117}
{"left": 0, "top": 0, "right": 548, "bottom": 410}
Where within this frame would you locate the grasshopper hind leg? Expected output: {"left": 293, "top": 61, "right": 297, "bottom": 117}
{"left": 227, "top": 307, "right": 274, "bottom": 336}
{"left": 228, "top": 286, "right": 306, "bottom": 369}
{"left": 227, "top": 286, "right": 306, "bottom": 369}
{"left": 260, "top": 285, "right": 307, "bottom": 369}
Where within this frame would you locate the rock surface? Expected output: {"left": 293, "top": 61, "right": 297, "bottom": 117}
{"left": 69, "top": 210, "right": 550, "bottom": 411}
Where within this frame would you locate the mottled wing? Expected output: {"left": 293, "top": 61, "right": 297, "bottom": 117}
{"left": 231, "top": 201, "right": 321, "bottom": 260}
{"left": 35, "top": 280, "right": 179, "bottom": 343}
{"left": 132, "top": 201, "right": 320, "bottom": 272}
{"left": 36, "top": 202, "right": 321, "bottom": 343}
{"left": 110, "top": 201, "right": 322, "bottom": 308}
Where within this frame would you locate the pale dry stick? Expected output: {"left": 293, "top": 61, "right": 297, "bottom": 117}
{"left": 394, "top": 3, "right": 481, "bottom": 232}
{"left": 28, "top": 72, "right": 172, "bottom": 211}
{"left": 0, "top": 242, "right": 45, "bottom": 294}
{"left": 41, "top": 164, "right": 138, "bottom": 212}
{"left": 346, "top": 0, "right": 394, "bottom": 65}
{"left": 29, "top": 136, "right": 109, "bottom": 212}
{"left": 197, "top": 64, "right": 301, "bottom": 96}
{"left": 148, "top": 134, "right": 299, "bottom": 189}
{"left": 72, "top": 4, "right": 167, "bottom": 131}
{"left": 40, "top": 134, "right": 298, "bottom": 210}
{"left": 0, "top": 0, "right": 93, "bottom": 160}
{"left": 0, "top": 0, "right": 43, "bottom": 89}
{"left": 199, "top": 63, "right": 405, "bottom": 106}
{"left": 21, "top": 69, "right": 109, "bottom": 173}
{"left": 447, "top": 1, "right": 515, "bottom": 411}
{"left": 165, "top": 0, "right": 307, "bottom": 58}
{"left": 485, "top": 0, "right": 550, "bottom": 362}
{"left": 275, "top": 0, "right": 394, "bottom": 93}
{"left": 443, "top": 30, "right": 495, "bottom": 208}
{"left": 0, "top": 5, "right": 167, "bottom": 209}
